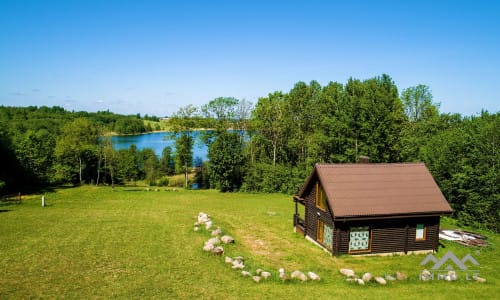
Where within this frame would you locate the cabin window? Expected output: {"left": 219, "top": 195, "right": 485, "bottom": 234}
{"left": 349, "top": 226, "right": 371, "bottom": 252}
{"left": 317, "top": 220, "right": 333, "bottom": 249}
{"left": 315, "top": 183, "right": 327, "bottom": 211}
{"left": 416, "top": 224, "right": 426, "bottom": 240}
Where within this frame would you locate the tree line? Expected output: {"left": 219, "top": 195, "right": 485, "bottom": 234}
{"left": 0, "top": 106, "right": 158, "bottom": 190}
{"left": 0, "top": 75, "right": 498, "bottom": 232}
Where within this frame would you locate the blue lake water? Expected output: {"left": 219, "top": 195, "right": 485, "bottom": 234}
{"left": 110, "top": 131, "right": 209, "bottom": 162}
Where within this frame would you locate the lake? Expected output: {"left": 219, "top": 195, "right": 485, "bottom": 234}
{"left": 110, "top": 131, "right": 209, "bottom": 162}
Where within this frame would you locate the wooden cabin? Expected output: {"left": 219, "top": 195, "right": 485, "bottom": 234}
{"left": 293, "top": 162, "right": 452, "bottom": 255}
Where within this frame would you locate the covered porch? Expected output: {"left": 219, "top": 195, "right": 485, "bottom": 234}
{"left": 293, "top": 195, "right": 306, "bottom": 235}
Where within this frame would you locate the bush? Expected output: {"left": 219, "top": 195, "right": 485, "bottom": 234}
{"left": 156, "top": 177, "right": 169, "bottom": 187}
{"left": 241, "top": 163, "right": 308, "bottom": 194}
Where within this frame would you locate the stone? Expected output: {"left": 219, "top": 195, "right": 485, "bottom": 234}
{"left": 420, "top": 269, "right": 432, "bottom": 281}
{"left": 356, "top": 279, "right": 365, "bottom": 285}
{"left": 232, "top": 260, "right": 245, "bottom": 269}
{"left": 308, "top": 271, "right": 320, "bottom": 281}
{"left": 207, "top": 237, "right": 220, "bottom": 245}
{"left": 211, "top": 246, "right": 224, "bottom": 255}
{"left": 261, "top": 271, "right": 271, "bottom": 279}
{"left": 279, "top": 271, "right": 289, "bottom": 281}
{"left": 205, "top": 221, "right": 213, "bottom": 230}
{"left": 396, "top": 271, "right": 408, "bottom": 281}
{"left": 447, "top": 270, "right": 457, "bottom": 281}
{"left": 211, "top": 227, "right": 222, "bottom": 236}
{"left": 241, "top": 271, "right": 251, "bottom": 276}
{"left": 203, "top": 243, "right": 214, "bottom": 252}
{"left": 362, "top": 272, "right": 373, "bottom": 282}
{"left": 221, "top": 235, "right": 235, "bottom": 244}
{"left": 252, "top": 276, "right": 261, "bottom": 283}
{"left": 340, "top": 268, "right": 356, "bottom": 277}
{"left": 375, "top": 277, "right": 387, "bottom": 285}
{"left": 385, "top": 274, "right": 396, "bottom": 281}
{"left": 197, "top": 212, "right": 210, "bottom": 223}
{"left": 233, "top": 256, "right": 244, "bottom": 262}
{"left": 291, "top": 270, "right": 307, "bottom": 282}
{"left": 474, "top": 276, "right": 486, "bottom": 283}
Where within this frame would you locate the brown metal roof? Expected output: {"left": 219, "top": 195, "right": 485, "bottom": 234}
{"left": 298, "top": 163, "right": 452, "bottom": 219}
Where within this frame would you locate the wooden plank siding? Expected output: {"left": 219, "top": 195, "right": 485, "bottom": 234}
{"left": 333, "top": 216, "right": 441, "bottom": 255}
{"left": 304, "top": 180, "right": 335, "bottom": 251}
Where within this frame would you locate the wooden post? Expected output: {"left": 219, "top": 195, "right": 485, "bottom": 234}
{"left": 42, "top": 195, "right": 45, "bottom": 207}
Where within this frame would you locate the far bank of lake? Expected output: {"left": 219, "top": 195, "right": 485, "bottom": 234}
{"left": 110, "top": 131, "right": 208, "bottom": 162}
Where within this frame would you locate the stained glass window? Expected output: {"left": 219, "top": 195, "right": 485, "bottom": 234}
{"left": 349, "top": 226, "right": 370, "bottom": 252}
{"left": 323, "top": 223, "right": 333, "bottom": 249}
{"left": 317, "top": 220, "right": 333, "bottom": 249}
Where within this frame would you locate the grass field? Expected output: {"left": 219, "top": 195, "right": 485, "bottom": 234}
{"left": 0, "top": 186, "right": 497, "bottom": 299}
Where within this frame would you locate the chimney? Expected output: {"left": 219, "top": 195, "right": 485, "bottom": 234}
{"left": 359, "top": 156, "right": 370, "bottom": 164}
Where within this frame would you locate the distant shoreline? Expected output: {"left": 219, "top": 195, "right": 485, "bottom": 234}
{"left": 103, "top": 128, "right": 215, "bottom": 137}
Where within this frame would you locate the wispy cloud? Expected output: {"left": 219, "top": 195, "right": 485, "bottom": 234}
{"left": 10, "top": 91, "right": 24, "bottom": 96}
{"left": 32, "top": 88, "right": 40, "bottom": 92}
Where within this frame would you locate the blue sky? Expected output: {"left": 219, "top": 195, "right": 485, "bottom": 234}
{"left": 0, "top": 0, "right": 499, "bottom": 116}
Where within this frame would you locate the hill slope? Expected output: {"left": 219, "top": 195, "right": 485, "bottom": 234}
{"left": 0, "top": 186, "right": 497, "bottom": 299}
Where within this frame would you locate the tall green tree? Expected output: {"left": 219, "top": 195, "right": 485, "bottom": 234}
{"left": 15, "top": 129, "right": 55, "bottom": 184}
{"left": 143, "top": 149, "right": 159, "bottom": 186}
{"left": 422, "top": 112, "right": 500, "bottom": 231}
{"left": 116, "top": 145, "right": 139, "bottom": 183}
{"left": 170, "top": 105, "right": 198, "bottom": 188}
{"left": 400, "top": 85, "right": 441, "bottom": 161}
{"left": 174, "top": 134, "right": 193, "bottom": 188}
{"left": 208, "top": 131, "right": 245, "bottom": 192}
{"left": 401, "top": 84, "right": 439, "bottom": 122}
{"left": 99, "top": 138, "right": 118, "bottom": 189}
{"left": 159, "top": 146, "right": 175, "bottom": 176}
{"left": 201, "top": 97, "right": 239, "bottom": 132}
{"left": 252, "top": 92, "right": 286, "bottom": 167}
{"left": 54, "top": 118, "right": 99, "bottom": 184}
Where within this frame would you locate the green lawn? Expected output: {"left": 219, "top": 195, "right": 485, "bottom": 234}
{"left": 0, "top": 186, "right": 497, "bottom": 299}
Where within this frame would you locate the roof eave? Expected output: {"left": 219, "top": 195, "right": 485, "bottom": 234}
{"left": 333, "top": 210, "right": 453, "bottom": 222}
{"left": 296, "top": 164, "right": 319, "bottom": 198}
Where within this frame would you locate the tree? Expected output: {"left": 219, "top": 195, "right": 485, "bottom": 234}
{"left": 201, "top": 97, "right": 239, "bottom": 132}
{"left": 208, "top": 131, "right": 245, "bottom": 192}
{"left": 252, "top": 92, "right": 286, "bottom": 167}
{"left": 422, "top": 112, "right": 500, "bottom": 232}
{"left": 116, "top": 145, "right": 139, "bottom": 184}
{"left": 174, "top": 134, "right": 193, "bottom": 188}
{"left": 99, "top": 138, "right": 118, "bottom": 189}
{"left": 139, "top": 148, "right": 159, "bottom": 185}
{"left": 401, "top": 84, "right": 439, "bottom": 122}
{"left": 170, "top": 104, "right": 199, "bottom": 134}
{"left": 159, "top": 146, "right": 175, "bottom": 176}
{"left": 170, "top": 105, "right": 198, "bottom": 188}
{"left": 54, "top": 118, "right": 99, "bottom": 184}
{"left": 15, "top": 129, "right": 55, "bottom": 185}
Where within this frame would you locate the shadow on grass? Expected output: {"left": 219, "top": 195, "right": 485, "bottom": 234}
{"left": 0, "top": 209, "right": 10, "bottom": 213}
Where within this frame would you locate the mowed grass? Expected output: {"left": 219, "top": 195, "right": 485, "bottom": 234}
{"left": 0, "top": 186, "right": 498, "bottom": 299}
